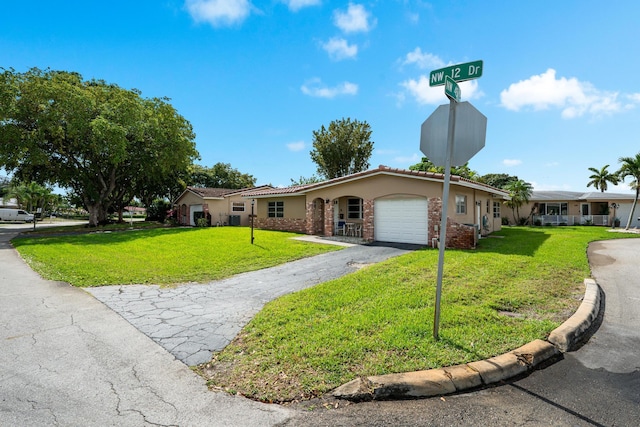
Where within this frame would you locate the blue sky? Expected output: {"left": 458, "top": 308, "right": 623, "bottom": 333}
{"left": 2, "top": 1, "right": 639, "bottom": 192}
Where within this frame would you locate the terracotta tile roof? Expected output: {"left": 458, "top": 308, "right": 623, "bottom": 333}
{"left": 175, "top": 185, "right": 274, "bottom": 203}
{"left": 186, "top": 187, "right": 239, "bottom": 198}
{"left": 242, "top": 165, "right": 509, "bottom": 198}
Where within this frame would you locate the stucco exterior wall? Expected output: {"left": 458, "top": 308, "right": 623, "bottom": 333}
{"left": 247, "top": 173, "right": 503, "bottom": 248}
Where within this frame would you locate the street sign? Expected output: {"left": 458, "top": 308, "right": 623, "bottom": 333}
{"left": 419, "top": 101, "right": 487, "bottom": 167}
{"left": 444, "top": 75, "right": 460, "bottom": 102}
{"left": 429, "top": 60, "right": 483, "bottom": 86}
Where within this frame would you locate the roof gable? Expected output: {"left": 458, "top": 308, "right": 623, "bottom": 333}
{"left": 174, "top": 185, "right": 273, "bottom": 203}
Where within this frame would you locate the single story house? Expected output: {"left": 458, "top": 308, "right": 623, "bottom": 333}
{"left": 173, "top": 186, "right": 271, "bottom": 227}
{"left": 0, "top": 197, "right": 19, "bottom": 208}
{"left": 520, "top": 191, "right": 639, "bottom": 227}
{"left": 241, "top": 165, "right": 510, "bottom": 249}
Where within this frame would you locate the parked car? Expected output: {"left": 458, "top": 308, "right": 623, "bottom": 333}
{"left": 0, "top": 208, "right": 35, "bottom": 222}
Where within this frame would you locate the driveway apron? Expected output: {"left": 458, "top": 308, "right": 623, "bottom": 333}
{"left": 86, "top": 243, "right": 413, "bottom": 366}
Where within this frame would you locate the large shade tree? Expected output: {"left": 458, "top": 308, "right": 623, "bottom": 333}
{"left": 586, "top": 164, "right": 619, "bottom": 192}
{"left": 0, "top": 68, "right": 198, "bottom": 226}
{"left": 409, "top": 156, "right": 478, "bottom": 180}
{"left": 189, "top": 163, "right": 256, "bottom": 189}
{"left": 310, "top": 118, "right": 374, "bottom": 179}
{"left": 477, "top": 173, "right": 520, "bottom": 189}
{"left": 617, "top": 153, "right": 640, "bottom": 230}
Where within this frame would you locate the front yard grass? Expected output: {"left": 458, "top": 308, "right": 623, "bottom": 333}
{"left": 200, "top": 227, "right": 640, "bottom": 403}
{"left": 12, "top": 227, "right": 340, "bottom": 286}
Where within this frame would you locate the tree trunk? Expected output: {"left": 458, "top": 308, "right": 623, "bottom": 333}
{"left": 86, "top": 203, "right": 109, "bottom": 227}
{"left": 625, "top": 189, "right": 639, "bottom": 230}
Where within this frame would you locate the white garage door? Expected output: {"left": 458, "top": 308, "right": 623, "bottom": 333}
{"left": 616, "top": 203, "right": 640, "bottom": 228}
{"left": 374, "top": 197, "right": 428, "bottom": 245}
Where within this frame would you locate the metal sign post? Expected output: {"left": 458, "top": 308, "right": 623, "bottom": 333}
{"left": 420, "top": 60, "right": 486, "bottom": 340}
{"left": 433, "top": 97, "right": 457, "bottom": 340}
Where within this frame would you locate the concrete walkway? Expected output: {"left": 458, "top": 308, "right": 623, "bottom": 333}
{"left": 87, "top": 242, "right": 413, "bottom": 365}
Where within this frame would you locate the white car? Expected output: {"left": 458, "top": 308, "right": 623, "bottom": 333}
{"left": 0, "top": 208, "right": 35, "bottom": 222}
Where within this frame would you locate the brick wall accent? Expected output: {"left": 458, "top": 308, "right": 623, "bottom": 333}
{"left": 255, "top": 217, "right": 307, "bottom": 234}
{"left": 428, "top": 197, "right": 477, "bottom": 250}
{"left": 324, "top": 201, "right": 334, "bottom": 236}
{"left": 362, "top": 199, "right": 374, "bottom": 241}
{"left": 305, "top": 201, "right": 315, "bottom": 235}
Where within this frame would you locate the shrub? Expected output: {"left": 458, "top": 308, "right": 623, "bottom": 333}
{"left": 146, "top": 199, "right": 172, "bottom": 222}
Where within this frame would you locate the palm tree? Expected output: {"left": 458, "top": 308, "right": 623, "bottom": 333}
{"left": 504, "top": 179, "right": 533, "bottom": 225}
{"left": 617, "top": 153, "right": 640, "bottom": 230}
{"left": 586, "top": 165, "right": 619, "bottom": 192}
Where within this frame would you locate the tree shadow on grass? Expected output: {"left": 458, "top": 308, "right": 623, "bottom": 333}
{"left": 10, "top": 225, "right": 203, "bottom": 247}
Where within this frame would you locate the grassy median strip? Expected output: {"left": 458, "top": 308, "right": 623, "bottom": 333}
{"left": 12, "top": 227, "right": 340, "bottom": 286}
{"left": 200, "top": 227, "right": 639, "bottom": 403}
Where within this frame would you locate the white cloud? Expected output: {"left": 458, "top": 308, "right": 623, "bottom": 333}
{"left": 400, "top": 75, "right": 482, "bottom": 105}
{"left": 185, "top": 0, "right": 252, "bottom": 27}
{"left": 392, "top": 153, "right": 422, "bottom": 165}
{"left": 402, "top": 48, "right": 444, "bottom": 70}
{"left": 502, "top": 159, "right": 522, "bottom": 167}
{"left": 627, "top": 93, "right": 640, "bottom": 103}
{"left": 322, "top": 37, "right": 358, "bottom": 60}
{"left": 500, "top": 69, "right": 624, "bottom": 119}
{"left": 287, "top": 141, "right": 306, "bottom": 151}
{"left": 333, "top": 3, "right": 376, "bottom": 33}
{"left": 530, "top": 182, "right": 573, "bottom": 191}
{"left": 282, "top": 0, "right": 321, "bottom": 12}
{"left": 301, "top": 78, "right": 358, "bottom": 98}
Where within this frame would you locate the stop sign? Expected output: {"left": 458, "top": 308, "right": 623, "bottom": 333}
{"left": 419, "top": 101, "right": 487, "bottom": 167}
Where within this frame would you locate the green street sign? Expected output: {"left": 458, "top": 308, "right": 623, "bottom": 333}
{"left": 444, "top": 75, "right": 460, "bottom": 102}
{"left": 429, "top": 60, "right": 483, "bottom": 87}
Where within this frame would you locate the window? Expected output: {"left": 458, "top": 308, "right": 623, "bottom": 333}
{"left": 232, "top": 202, "right": 245, "bottom": 212}
{"left": 493, "top": 201, "right": 501, "bottom": 218}
{"left": 268, "top": 201, "right": 284, "bottom": 218}
{"left": 541, "top": 203, "right": 567, "bottom": 215}
{"left": 455, "top": 195, "right": 467, "bottom": 214}
{"left": 486, "top": 199, "right": 490, "bottom": 214}
{"left": 347, "top": 198, "right": 362, "bottom": 219}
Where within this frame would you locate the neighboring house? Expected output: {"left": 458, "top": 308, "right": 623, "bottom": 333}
{"left": 521, "top": 191, "right": 639, "bottom": 227}
{"left": 241, "top": 165, "right": 510, "bottom": 249}
{"left": 173, "top": 186, "right": 271, "bottom": 227}
{"left": 0, "top": 198, "right": 19, "bottom": 208}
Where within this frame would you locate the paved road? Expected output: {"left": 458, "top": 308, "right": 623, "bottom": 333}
{"left": 0, "top": 223, "right": 293, "bottom": 426}
{"left": 285, "top": 237, "right": 640, "bottom": 426}
{"left": 87, "top": 241, "right": 412, "bottom": 365}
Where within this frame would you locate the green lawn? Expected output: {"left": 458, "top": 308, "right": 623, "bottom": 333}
{"left": 200, "top": 227, "right": 639, "bottom": 403}
{"left": 12, "top": 226, "right": 341, "bottom": 286}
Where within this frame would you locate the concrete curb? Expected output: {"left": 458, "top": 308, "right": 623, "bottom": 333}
{"left": 333, "top": 278, "right": 600, "bottom": 401}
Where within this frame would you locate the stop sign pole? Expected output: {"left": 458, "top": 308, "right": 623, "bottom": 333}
{"left": 423, "top": 60, "right": 485, "bottom": 340}
{"left": 433, "top": 85, "right": 458, "bottom": 340}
